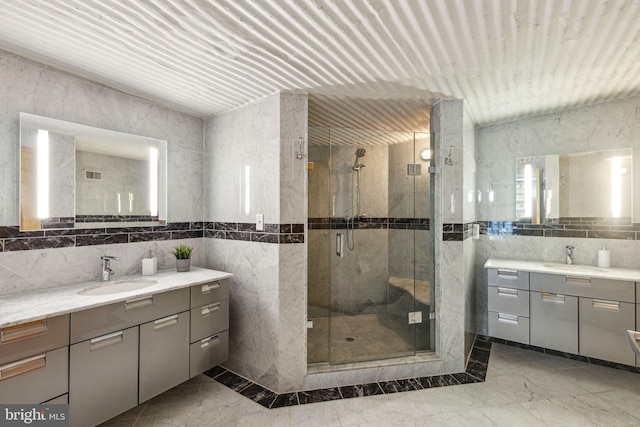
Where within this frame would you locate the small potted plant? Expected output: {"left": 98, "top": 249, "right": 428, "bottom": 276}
{"left": 170, "top": 244, "right": 194, "bottom": 272}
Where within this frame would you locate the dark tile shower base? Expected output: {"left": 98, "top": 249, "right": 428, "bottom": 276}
{"left": 205, "top": 334, "right": 640, "bottom": 409}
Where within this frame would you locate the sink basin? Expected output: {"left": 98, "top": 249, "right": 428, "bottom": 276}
{"left": 78, "top": 278, "right": 158, "bottom": 296}
{"left": 542, "top": 264, "right": 608, "bottom": 274}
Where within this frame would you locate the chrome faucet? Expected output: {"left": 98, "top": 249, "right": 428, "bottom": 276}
{"left": 565, "top": 246, "right": 574, "bottom": 265}
{"left": 100, "top": 255, "right": 120, "bottom": 282}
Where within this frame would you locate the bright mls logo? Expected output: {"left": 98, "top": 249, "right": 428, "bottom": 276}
{"left": 1, "top": 405, "right": 68, "bottom": 426}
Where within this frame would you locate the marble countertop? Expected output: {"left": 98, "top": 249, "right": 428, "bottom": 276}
{"left": 0, "top": 267, "right": 232, "bottom": 329}
{"left": 484, "top": 258, "right": 640, "bottom": 282}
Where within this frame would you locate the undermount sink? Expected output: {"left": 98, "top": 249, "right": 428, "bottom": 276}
{"left": 78, "top": 278, "right": 158, "bottom": 296}
{"left": 542, "top": 263, "right": 608, "bottom": 274}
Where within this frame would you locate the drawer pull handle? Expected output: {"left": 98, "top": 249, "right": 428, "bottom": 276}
{"left": 497, "top": 287, "right": 518, "bottom": 297}
{"left": 497, "top": 313, "right": 519, "bottom": 325}
{"left": 125, "top": 296, "right": 154, "bottom": 311}
{"left": 0, "top": 319, "right": 48, "bottom": 344}
{"left": 90, "top": 331, "right": 124, "bottom": 351}
{"left": 200, "top": 334, "right": 221, "bottom": 350}
{"left": 542, "top": 293, "right": 565, "bottom": 303}
{"left": 0, "top": 354, "right": 46, "bottom": 381}
{"left": 592, "top": 299, "right": 620, "bottom": 311}
{"left": 497, "top": 269, "right": 518, "bottom": 279}
{"left": 201, "top": 303, "right": 221, "bottom": 316}
{"left": 201, "top": 282, "right": 220, "bottom": 294}
{"left": 154, "top": 314, "right": 179, "bottom": 331}
{"left": 565, "top": 276, "right": 591, "bottom": 285}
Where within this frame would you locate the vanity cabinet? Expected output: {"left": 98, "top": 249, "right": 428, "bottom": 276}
{"left": 139, "top": 311, "right": 190, "bottom": 402}
{"left": 486, "top": 261, "right": 639, "bottom": 367}
{"left": 69, "top": 327, "right": 139, "bottom": 427}
{"left": 189, "top": 279, "right": 230, "bottom": 378}
{"left": 0, "top": 315, "right": 70, "bottom": 404}
{"left": 487, "top": 269, "right": 530, "bottom": 344}
{"left": 579, "top": 298, "right": 635, "bottom": 365}
{"left": 69, "top": 287, "right": 191, "bottom": 427}
{"left": 529, "top": 292, "right": 578, "bottom": 353}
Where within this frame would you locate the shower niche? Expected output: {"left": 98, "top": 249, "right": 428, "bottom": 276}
{"left": 307, "top": 125, "right": 433, "bottom": 365}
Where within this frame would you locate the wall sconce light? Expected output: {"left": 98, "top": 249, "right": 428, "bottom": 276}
{"left": 420, "top": 149, "right": 431, "bottom": 161}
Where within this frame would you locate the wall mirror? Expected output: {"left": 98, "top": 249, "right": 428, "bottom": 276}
{"left": 20, "top": 113, "right": 167, "bottom": 231}
{"left": 515, "top": 148, "right": 633, "bottom": 224}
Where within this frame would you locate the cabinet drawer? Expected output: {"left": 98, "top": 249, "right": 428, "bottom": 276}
{"left": 0, "top": 346, "right": 68, "bottom": 404}
{"left": 488, "top": 286, "right": 529, "bottom": 316}
{"left": 488, "top": 311, "right": 529, "bottom": 344}
{"left": 70, "top": 327, "right": 139, "bottom": 427}
{"left": 191, "top": 279, "right": 230, "bottom": 308}
{"left": 0, "top": 315, "right": 69, "bottom": 365}
{"left": 71, "top": 288, "right": 190, "bottom": 343}
{"left": 531, "top": 273, "right": 634, "bottom": 302}
{"left": 530, "top": 292, "right": 578, "bottom": 354}
{"left": 487, "top": 268, "right": 529, "bottom": 290}
{"left": 190, "top": 299, "right": 229, "bottom": 343}
{"left": 139, "top": 311, "right": 190, "bottom": 403}
{"left": 189, "top": 330, "right": 229, "bottom": 378}
{"left": 579, "top": 298, "right": 635, "bottom": 365}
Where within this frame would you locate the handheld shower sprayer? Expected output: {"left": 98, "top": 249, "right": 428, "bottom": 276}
{"left": 352, "top": 148, "right": 366, "bottom": 171}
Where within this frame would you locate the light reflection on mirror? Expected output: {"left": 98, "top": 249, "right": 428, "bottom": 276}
{"left": 20, "top": 113, "right": 167, "bottom": 231}
{"left": 515, "top": 148, "right": 633, "bottom": 224}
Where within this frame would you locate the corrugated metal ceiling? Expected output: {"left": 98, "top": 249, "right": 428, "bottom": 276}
{"left": 0, "top": 0, "right": 639, "bottom": 128}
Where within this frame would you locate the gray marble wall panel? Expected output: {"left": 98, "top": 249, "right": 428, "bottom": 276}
{"left": 431, "top": 99, "right": 466, "bottom": 374}
{"left": 204, "top": 93, "right": 308, "bottom": 392}
{"left": 205, "top": 94, "right": 281, "bottom": 224}
{"left": 0, "top": 50, "right": 204, "bottom": 295}
{"left": 0, "top": 237, "right": 203, "bottom": 295}
{"left": 330, "top": 229, "right": 389, "bottom": 314}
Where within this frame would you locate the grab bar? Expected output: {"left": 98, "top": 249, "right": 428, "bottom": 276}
{"left": 336, "top": 233, "right": 344, "bottom": 258}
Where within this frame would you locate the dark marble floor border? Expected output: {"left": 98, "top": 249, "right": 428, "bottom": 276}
{"left": 204, "top": 335, "right": 491, "bottom": 409}
{"left": 205, "top": 333, "right": 640, "bottom": 408}
{"left": 486, "top": 335, "right": 640, "bottom": 373}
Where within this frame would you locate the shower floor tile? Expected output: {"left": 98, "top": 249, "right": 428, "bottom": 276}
{"left": 307, "top": 313, "right": 430, "bottom": 364}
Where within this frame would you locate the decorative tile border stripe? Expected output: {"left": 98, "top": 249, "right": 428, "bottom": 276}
{"left": 442, "top": 222, "right": 475, "bottom": 241}
{"left": 308, "top": 217, "right": 430, "bottom": 230}
{"left": 483, "top": 335, "right": 640, "bottom": 373}
{"left": 205, "top": 222, "right": 305, "bottom": 244}
{"left": 478, "top": 220, "right": 640, "bottom": 240}
{"left": 0, "top": 222, "right": 203, "bottom": 252}
{"left": 204, "top": 336, "right": 490, "bottom": 409}
{"left": 75, "top": 214, "right": 159, "bottom": 223}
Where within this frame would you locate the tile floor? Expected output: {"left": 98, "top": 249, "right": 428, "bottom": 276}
{"left": 102, "top": 340, "right": 640, "bottom": 426}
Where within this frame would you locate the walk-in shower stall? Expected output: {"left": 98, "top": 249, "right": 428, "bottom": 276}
{"left": 307, "top": 125, "right": 434, "bottom": 366}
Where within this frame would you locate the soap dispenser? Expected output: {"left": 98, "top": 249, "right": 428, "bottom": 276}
{"left": 597, "top": 245, "right": 610, "bottom": 268}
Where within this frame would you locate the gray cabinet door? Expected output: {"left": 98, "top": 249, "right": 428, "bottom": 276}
{"left": 139, "top": 311, "right": 190, "bottom": 403}
{"left": 530, "top": 292, "right": 578, "bottom": 354}
{"left": 69, "top": 327, "right": 139, "bottom": 427}
{"left": 579, "top": 298, "right": 635, "bottom": 365}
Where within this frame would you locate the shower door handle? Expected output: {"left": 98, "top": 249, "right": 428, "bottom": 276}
{"left": 336, "top": 233, "right": 344, "bottom": 258}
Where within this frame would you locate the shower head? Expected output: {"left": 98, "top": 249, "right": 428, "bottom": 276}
{"left": 352, "top": 148, "right": 366, "bottom": 170}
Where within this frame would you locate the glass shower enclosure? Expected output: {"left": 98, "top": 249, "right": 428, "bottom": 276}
{"left": 307, "top": 126, "right": 434, "bottom": 365}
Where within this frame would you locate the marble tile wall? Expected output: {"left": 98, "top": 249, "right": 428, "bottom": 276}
{"left": 431, "top": 99, "right": 467, "bottom": 374}
{"left": 475, "top": 94, "right": 640, "bottom": 334}
{"left": 0, "top": 50, "right": 204, "bottom": 294}
{"left": 204, "top": 92, "right": 308, "bottom": 393}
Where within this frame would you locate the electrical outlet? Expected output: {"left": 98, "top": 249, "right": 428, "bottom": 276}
{"left": 256, "top": 214, "right": 264, "bottom": 231}
{"left": 306, "top": 320, "right": 313, "bottom": 329}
